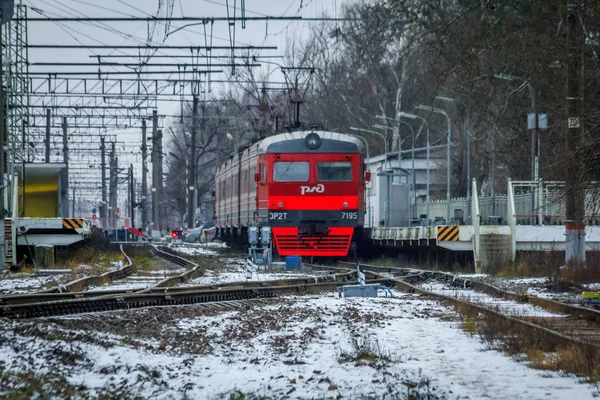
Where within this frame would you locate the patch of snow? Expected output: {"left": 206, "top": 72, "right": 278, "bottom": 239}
{"left": 84, "top": 282, "right": 151, "bottom": 292}
{"left": 525, "top": 286, "right": 572, "bottom": 300}
{"left": 200, "top": 241, "right": 228, "bottom": 248}
{"left": 183, "top": 270, "right": 316, "bottom": 286}
{"left": 144, "top": 269, "right": 187, "bottom": 275}
{"left": 0, "top": 275, "right": 60, "bottom": 294}
{"left": 422, "top": 282, "right": 566, "bottom": 317}
{"left": 584, "top": 283, "right": 600, "bottom": 291}
{"left": 506, "top": 277, "right": 549, "bottom": 285}
{"left": 457, "top": 273, "right": 489, "bottom": 279}
{"left": 172, "top": 246, "right": 218, "bottom": 257}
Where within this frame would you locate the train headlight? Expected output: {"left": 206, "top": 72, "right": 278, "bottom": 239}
{"left": 343, "top": 202, "right": 349, "bottom": 208}
{"left": 305, "top": 132, "right": 321, "bottom": 150}
{"left": 278, "top": 202, "right": 284, "bottom": 209}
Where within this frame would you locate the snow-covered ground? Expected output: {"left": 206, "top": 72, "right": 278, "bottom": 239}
{"left": 170, "top": 245, "right": 218, "bottom": 257}
{"left": 458, "top": 273, "right": 581, "bottom": 301}
{"left": 83, "top": 280, "right": 160, "bottom": 292}
{"left": 184, "top": 269, "right": 318, "bottom": 286}
{"left": 422, "top": 282, "right": 567, "bottom": 317}
{"left": 0, "top": 275, "right": 61, "bottom": 294}
{"left": 585, "top": 282, "right": 600, "bottom": 291}
{"left": 0, "top": 291, "right": 597, "bottom": 399}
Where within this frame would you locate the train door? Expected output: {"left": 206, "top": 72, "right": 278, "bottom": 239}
{"left": 256, "top": 157, "right": 269, "bottom": 225}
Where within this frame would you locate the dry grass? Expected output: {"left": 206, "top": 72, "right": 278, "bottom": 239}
{"left": 57, "top": 246, "right": 124, "bottom": 274}
{"left": 493, "top": 251, "right": 563, "bottom": 279}
{"left": 493, "top": 250, "right": 600, "bottom": 286}
{"left": 453, "top": 302, "right": 600, "bottom": 382}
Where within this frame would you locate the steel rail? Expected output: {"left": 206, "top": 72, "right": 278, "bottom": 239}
{"left": 334, "top": 260, "right": 600, "bottom": 323}
{"left": 324, "top": 260, "right": 600, "bottom": 349}
{"left": 0, "top": 248, "right": 346, "bottom": 306}
{"left": 0, "top": 276, "right": 391, "bottom": 319}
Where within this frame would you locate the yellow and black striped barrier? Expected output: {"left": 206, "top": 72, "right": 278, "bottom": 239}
{"left": 437, "top": 225, "right": 459, "bottom": 242}
{"left": 62, "top": 218, "right": 83, "bottom": 230}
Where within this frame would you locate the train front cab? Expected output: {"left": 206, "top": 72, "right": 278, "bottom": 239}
{"left": 261, "top": 132, "right": 367, "bottom": 257}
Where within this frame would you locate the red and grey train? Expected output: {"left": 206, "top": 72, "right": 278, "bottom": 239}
{"left": 214, "top": 130, "right": 369, "bottom": 257}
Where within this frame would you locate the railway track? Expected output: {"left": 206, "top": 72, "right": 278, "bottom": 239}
{"left": 320, "top": 260, "right": 600, "bottom": 350}
{"left": 0, "top": 243, "right": 201, "bottom": 305}
{"left": 0, "top": 273, "right": 391, "bottom": 319}
{"left": 29, "top": 244, "right": 134, "bottom": 294}
{"left": 1, "top": 248, "right": 395, "bottom": 318}
{"left": 1, "top": 246, "right": 348, "bottom": 307}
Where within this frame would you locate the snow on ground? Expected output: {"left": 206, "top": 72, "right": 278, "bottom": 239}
{"left": 457, "top": 273, "right": 584, "bottom": 302}
{"left": 190, "top": 241, "right": 228, "bottom": 248}
{"left": 584, "top": 282, "right": 600, "bottom": 291}
{"left": 170, "top": 245, "right": 218, "bottom": 257}
{"left": 457, "top": 273, "right": 489, "bottom": 279}
{"left": 0, "top": 274, "right": 61, "bottom": 294}
{"left": 0, "top": 291, "right": 597, "bottom": 399}
{"left": 183, "top": 269, "right": 317, "bottom": 286}
{"left": 83, "top": 281, "right": 155, "bottom": 292}
{"left": 422, "top": 282, "right": 567, "bottom": 317}
{"left": 144, "top": 268, "right": 187, "bottom": 275}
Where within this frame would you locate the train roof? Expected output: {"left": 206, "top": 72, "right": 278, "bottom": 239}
{"left": 257, "top": 130, "right": 366, "bottom": 154}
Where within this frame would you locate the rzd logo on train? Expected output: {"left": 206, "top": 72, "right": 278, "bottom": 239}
{"left": 300, "top": 184, "right": 325, "bottom": 195}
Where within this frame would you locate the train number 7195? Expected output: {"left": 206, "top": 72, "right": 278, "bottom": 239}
{"left": 341, "top": 211, "right": 358, "bottom": 220}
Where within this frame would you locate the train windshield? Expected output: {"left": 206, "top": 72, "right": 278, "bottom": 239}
{"left": 318, "top": 162, "right": 353, "bottom": 181}
{"left": 273, "top": 162, "right": 309, "bottom": 182}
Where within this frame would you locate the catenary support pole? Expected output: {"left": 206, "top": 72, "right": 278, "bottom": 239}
{"left": 100, "top": 137, "right": 107, "bottom": 229}
{"left": 565, "top": 3, "right": 586, "bottom": 263}
{"left": 45, "top": 109, "right": 50, "bottom": 162}
{"left": 129, "top": 164, "right": 135, "bottom": 229}
{"left": 62, "top": 117, "right": 69, "bottom": 217}
{"left": 188, "top": 95, "right": 198, "bottom": 229}
{"left": 151, "top": 110, "right": 159, "bottom": 237}
{"left": 141, "top": 119, "right": 148, "bottom": 234}
{"left": 109, "top": 142, "right": 117, "bottom": 229}
{"left": 157, "top": 129, "right": 164, "bottom": 233}
{"left": 0, "top": 2, "right": 5, "bottom": 269}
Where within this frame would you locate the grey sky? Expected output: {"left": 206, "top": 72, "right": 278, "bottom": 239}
{"left": 18, "top": 0, "right": 352, "bottom": 208}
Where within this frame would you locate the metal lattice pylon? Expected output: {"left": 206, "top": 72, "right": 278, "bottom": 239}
{"left": 2, "top": 1, "right": 29, "bottom": 212}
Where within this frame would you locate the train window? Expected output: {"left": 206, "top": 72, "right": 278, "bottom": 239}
{"left": 260, "top": 163, "right": 266, "bottom": 181}
{"left": 273, "top": 162, "right": 309, "bottom": 182}
{"left": 250, "top": 166, "right": 257, "bottom": 193}
{"left": 317, "top": 162, "right": 352, "bottom": 181}
{"left": 241, "top": 169, "right": 247, "bottom": 193}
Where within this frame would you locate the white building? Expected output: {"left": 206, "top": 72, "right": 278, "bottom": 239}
{"left": 364, "top": 147, "right": 445, "bottom": 228}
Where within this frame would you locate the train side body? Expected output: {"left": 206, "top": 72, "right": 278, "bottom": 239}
{"left": 214, "top": 131, "right": 366, "bottom": 257}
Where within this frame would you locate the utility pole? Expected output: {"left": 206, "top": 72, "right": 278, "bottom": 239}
{"left": 157, "top": 129, "right": 164, "bottom": 233}
{"left": 151, "top": 110, "right": 158, "bottom": 238}
{"left": 72, "top": 187, "right": 75, "bottom": 218}
{"left": 188, "top": 95, "right": 198, "bottom": 229}
{"left": 129, "top": 164, "right": 135, "bottom": 229}
{"left": 100, "top": 137, "right": 107, "bottom": 229}
{"left": 62, "top": 117, "right": 69, "bottom": 217}
{"left": 45, "top": 109, "right": 51, "bottom": 162}
{"left": 62, "top": 117, "right": 68, "bottom": 164}
{"left": 109, "top": 141, "right": 117, "bottom": 229}
{"left": 0, "top": 1, "right": 5, "bottom": 270}
{"left": 141, "top": 120, "right": 148, "bottom": 234}
{"left": 565, "top": 3, "right": 586, "bottom": 264}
